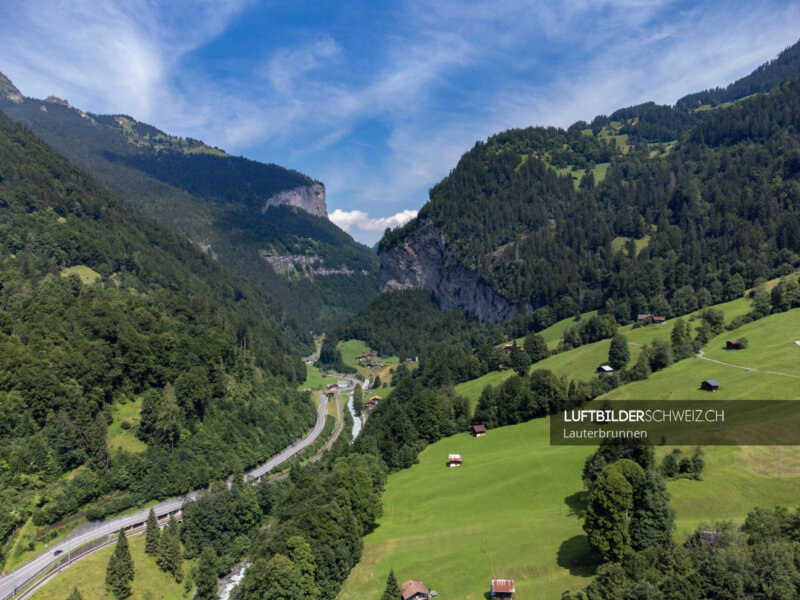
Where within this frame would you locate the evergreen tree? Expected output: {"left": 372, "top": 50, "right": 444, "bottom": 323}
{"left": 156, "top": 383, "right": 181, "bottom": 452}
{"left": 381, "top": 570, "right": 402, "bottom": 600}
{"left": 105, "top": 530, "right": 134, "bottom": 599}
{"left": 145, "top": 508, "right": 160, "bottom": 555}
{"left": 629, "top": 470, "right": 676, "bottom": 550}
{"left": 608, "top": 333, "right": 630, "bottom": 370}
{"left": 511, "top": 343, "right": 532, "bottom": 376}
{"left": 372, "top": 375, "right": 382, "bottom": 389}
{"left": 195, "top": 546, "right": 218, "bottom": 600}
{"left": 157, "top": 515, "right": 183, "bottom": 582}
{"left": 670, "top": 318, "right": 691, "bottom": 347}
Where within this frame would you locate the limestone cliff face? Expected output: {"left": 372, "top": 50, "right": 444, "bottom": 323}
{"left": 261, "top": 183, "right": 327, "bottom": 219}
{"left": 378, "top": 218, "right": 517, "bottom": 323}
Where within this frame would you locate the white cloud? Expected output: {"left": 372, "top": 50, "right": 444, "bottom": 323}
{"left": 329, "top": 209, "right": 418, "bottom": 233}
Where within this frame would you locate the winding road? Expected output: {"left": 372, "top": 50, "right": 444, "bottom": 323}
{"left": 0, "top": 393, "right": 330, "bottom": 600}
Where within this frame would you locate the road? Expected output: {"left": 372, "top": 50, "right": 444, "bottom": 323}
{"left": 695, "top": 349, "right": 800, "bottom": 379}
{"left": 0, "top": 394, "right": 329, "bottom": 600}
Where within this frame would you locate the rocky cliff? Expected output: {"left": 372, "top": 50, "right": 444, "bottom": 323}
{"left": 378, "top": 218, "right": 517, "bottom": 323}
{"left": 261, "top": 182, "right": 327, "bottom": 219}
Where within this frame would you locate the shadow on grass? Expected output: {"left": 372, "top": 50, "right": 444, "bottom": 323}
{"left": 564, "top": 490, "right": 587, "bottom": 518}
{"left": 557, "top": 535, "right": 596, "bottom": 577}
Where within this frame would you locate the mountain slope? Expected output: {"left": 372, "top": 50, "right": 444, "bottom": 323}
{"left": 0, "top": 80, "right": 379, "bottom": 331}
{"left": 0, "top": 111, "right": 317, "bottom": 553}
{"left": 378, "top": 40, "right": 800, "bottom": 324}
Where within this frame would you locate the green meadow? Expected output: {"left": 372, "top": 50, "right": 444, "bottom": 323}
{"left": 338, "top": 417, "right": 800, "bottom": 600}
{"left": 30, "top": 535, "right": 194, "bottom": 600}
{"left": 108, "top": 398, "right": 146, "bottom": 453}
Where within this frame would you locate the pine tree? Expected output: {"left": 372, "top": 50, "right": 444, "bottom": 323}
{"left": 157, "top": 516, "right": 183, "bottom": 582}
{"left": 608, "top": 333, "right": 630, "bottom": 370}
{"left": 629, "top": 470, "right": 676, "bottom": 551}
{"left": 195, "top": 546, "right": 218, "bottom": 600}
{"left": 380, "top": 570, "right": 402, "bottom": 600}
{"left": 105, "top": 530, "right": 134, "bottom": 599}
{"left": 156, "top": 383, "right": 181, "bottom": 452}
{"left": 145, "top": 508, "right": 160, "bottom": 555}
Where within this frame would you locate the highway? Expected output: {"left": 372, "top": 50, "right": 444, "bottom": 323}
{"left": 0, "top": 393, "right": 330, "bottom": 600}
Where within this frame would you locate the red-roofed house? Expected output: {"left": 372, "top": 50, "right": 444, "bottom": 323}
{"left": 401, "top": 580, "right": 429, "bottom": 600}
{"left": 652, "top": 316, "right": 666, "bottom": 323}
{"left": 491, "top": 578, "right": 515, "bottom": 598}
{"left": 471, "top": 424, "right": 487, "bottom": 437}
{"left": 447, "top": 454, "right": 462, "bottom": 467}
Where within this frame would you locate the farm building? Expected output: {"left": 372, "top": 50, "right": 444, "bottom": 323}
{"left": 637, "top": 313, "right": 651, "bottom": 321}
{"left": 503, "top": 344, "right": 513, "bottom": 351}
{"left": 471, "top": 424, "right": 487, "bottom": 437}
{"left": 447, "top": 454, "right": 462, "bottom": 467}
{"left": 701, "top": 380, "right": 720, "bottom": 392}
{"left": 726, "top": 340, "right": 742, "bottom": 350}
{"left": 596, "top": 365, "right": 614, "bottom": 374}
{"left": 327, "top": 382, "right": 339, "bottom": 390}
{"left": 491, "top": 578, "right": 515, "bottom": 598}
{"left": 400, "top": 580, "right": 430, "bottom": 600}
{"left": 364, "top": 395, "right": 382, "bottom": 412}
{"left": 652, "top": 316, "right": 666, "bottom": 323}
{"left": 325, "top": 390, "right": 336, "bottom": 398}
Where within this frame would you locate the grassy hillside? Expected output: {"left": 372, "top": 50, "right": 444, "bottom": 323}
{"left": 338, "top": 419, "right": 594, "bottom": 600}
{"left": 339, "top": 416, "right": 800, "bottom": 600}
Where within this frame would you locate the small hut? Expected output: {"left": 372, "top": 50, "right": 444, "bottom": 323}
{"left": 491, "top": 578, "right": 516, "bottom": 598}
{"left": 701, "top": 380, "right": 720, "bottom": 392}
{"left": 596, "top": 365, "right": 614, "bottom": 374}
{"left": 447, "top": 454, "right": 462, "bottom": 467}
{"left": 726, "top": 340, "right": 742, "bottom": 350}
{"left": 471, "top": 424, "right": 487, "bottom": 437}
{"left": 401, "top": 580, "right": 430, "bottom": 600}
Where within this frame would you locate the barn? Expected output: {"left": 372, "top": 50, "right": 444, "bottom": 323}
{"left": 701, "top": 380, "right": 720, "bottom": 392}
{"left": 471, "top": 424, "right": 487, "bottom": 437}
{"left": 491, "top": 578, "right": 515, "bottom": 598}
{"left": 401, "top": 580, "right": 430, "bottom": 600}
{"left": 447, "top": 454, "right": 462, "bottom": 467}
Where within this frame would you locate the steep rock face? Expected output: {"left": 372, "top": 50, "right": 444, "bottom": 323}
{"left": 379, "top": 218, "right": 517, "bottom": 323}
{"left": 261, "top": 182, "right": 327, "bottom": 218}
{"left": 0, "top": 71, "right": 23, "bottom": 103}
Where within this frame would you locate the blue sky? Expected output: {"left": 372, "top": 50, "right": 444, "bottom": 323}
{"left": 1, "top": 1, "right": 799, "bottom": 245}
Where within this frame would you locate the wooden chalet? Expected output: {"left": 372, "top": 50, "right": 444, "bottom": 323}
{"left": 701, "top": 380, "right": 720, "bottom": 392}
{"left": 364, "top": 395, "right": 382, "bottom": 412}
{"left": 401, "top": 580, "right": 430, "bottom": 600}
{"left": 637, "top": 313, "right": 651, "bottom": 322}
{"left": 726, "top": 340, "right": 742, "bottom": 350}
{"left": 652, "top": 316, "right": 666, "bottom": 323}
{"left": 447, "top": 453, "right": 462, "bottom": 467}
{"left": 491, "top": 578, "right": 515, "bottom": 598}
{"left": 471, "top": 424, "right": 487, "bottom": 437}
{"left": 596, "top": 365, "right": 614, "bottom": 374}
{"left": 503, "top": 344, "right": 513, "bottom": 351}
{"left": 324, "top": 390, "right": 336, "bottom": 398}
{"left": 326, "top": 382, "right": 339, "bottom": 390}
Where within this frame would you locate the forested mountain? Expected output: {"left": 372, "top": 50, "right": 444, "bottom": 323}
{"left": 0, "top": 112, "right": 318, "bottom": 558}
{"left": 378, "top": 39, "right": 800, "bottom": 326}
{"left": 0, "top": 76, "right": 379, "bottom": 331}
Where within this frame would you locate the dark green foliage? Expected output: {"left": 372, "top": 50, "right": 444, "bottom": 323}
{"left": 629, "top": 470, "right": 675, "bottom": 551}
{"left": 510, "top": 341, "right": 532, "bottom": 376}
{"left": 145, "top": 508, "right": 159, "bottom": 555}
{"left": 315, "top": 334, "right": 355, "bottom": 373}
{"left": 607, "top": 333, "right": 630, "bottom": 370}
{"left": 157, "top": 515, "right": 183, "bottom": 582}
{"left": 195, "top": 546, "right": 218, "bottom": 600}
{"left": 582, "top": 438, "right": 655, "bottom": 489}
{"left": 524, "top": 332, "right": 549, "bottom": 363}
{"left": 380, "top": 570, "right": 402, "bottom": 600}
{"left": 336, "top": 289, "right": 499, "bottom": 360}
{"left": 380, "top": 71, "right": 800, "bottom": 323}
{"left": 584, "top": 460, "right": 641, "bottom": 562}
{"left": 105, "top": 530, "right": 134, "bottom": 599}
{"left": 0, "top": 112, "right": 319, "bottom": 514}
{"left": 660, "top": 448, "right": 705, "bottom": 480}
